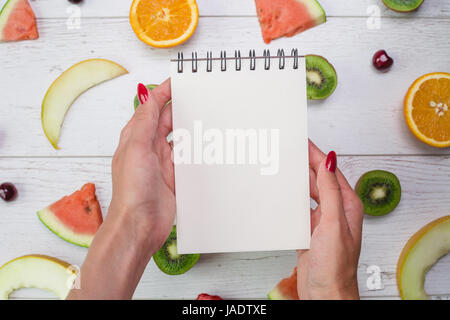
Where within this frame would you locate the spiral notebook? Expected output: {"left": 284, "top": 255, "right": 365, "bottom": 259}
{"left": 171, "top": 49, "right": 310, "bottom": 254}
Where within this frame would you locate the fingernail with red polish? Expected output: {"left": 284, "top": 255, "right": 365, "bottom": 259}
{"left": 138, "top": 83, "right": 149, "bottom": 104}
{"left": 326, "top": 151, "right": 337, "bottom": 173}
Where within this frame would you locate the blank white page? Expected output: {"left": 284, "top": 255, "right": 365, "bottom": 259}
{"left": 171, "top": 54, "right": 310, "bottom": 254}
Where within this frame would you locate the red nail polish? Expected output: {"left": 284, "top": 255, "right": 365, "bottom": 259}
{"left": 326, "top": 151, "right": 337, "bottom": 172}
{"left": 138, "top": 83, "right": 149, "bottom": 104}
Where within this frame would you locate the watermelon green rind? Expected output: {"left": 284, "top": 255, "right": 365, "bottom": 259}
{"left": 37, "top": 207, "right": 93, "bottom": 248}
{"left": 0, "top": 0, "right": 38, "bottom": 42}
{"left": 299, "top": 0, "right": 327, "bottom": 25}
{"left": 268, "top": 287, "right": 286, "bottom": 300}
{"left": 0, "top": 0, "right": 16, "bottom": 37}
{"left": 256, "top": 0, "right": 326, "bottom": 44}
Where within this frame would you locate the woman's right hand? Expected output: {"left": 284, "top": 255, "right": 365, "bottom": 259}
{"left": 297, "top": 140, "right": 364, "bottom": 300}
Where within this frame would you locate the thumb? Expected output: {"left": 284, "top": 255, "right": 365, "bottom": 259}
{"left": 132, "top": 83, "right": 161, "bottom": 142}
{"left": 316, "top": 151, "right": 345, "bottom": 223}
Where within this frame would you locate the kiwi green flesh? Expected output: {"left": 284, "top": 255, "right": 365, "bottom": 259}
{"left": 306, "top": 55, "right": 337, "bottom": 100}
{"left": 153, "top": 226, "right": 200, "bottom": 275}
{"left": 134, "top": 84, "right": 157, "bottom": 110}
{"left": 356, "top": 170, "right": 401, "bottom": 216}
{"left": 382, "top": 0, "right": 424, "bottom": 12}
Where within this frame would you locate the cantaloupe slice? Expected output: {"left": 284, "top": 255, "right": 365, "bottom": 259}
{"left": 0, "top": 0, "right": 39, "bottom": 42}
{"left": 0, "top": 255, "right": 76, "bottom": 300}
{"left": 268, "top": 268, "right": 299, "bottom": 300}
{"left": 37, "top": 183, "right": 103, "bottom": 248}
{"left": 41, "top": 59, "right": 128, "bottom": 149}
{"left": 397, "top": 216, "right": 450, "bottom": 300}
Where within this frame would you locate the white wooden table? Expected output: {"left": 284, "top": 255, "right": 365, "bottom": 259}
{"left": 0, "top": 0, "right": 449, "bottom": 300}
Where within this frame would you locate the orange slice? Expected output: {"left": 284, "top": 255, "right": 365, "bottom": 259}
{"left": 404, "top": 72, "right": 450, "bottom": 148}
{"left": 130, "top": 0, "right": 199, "bottom": 48}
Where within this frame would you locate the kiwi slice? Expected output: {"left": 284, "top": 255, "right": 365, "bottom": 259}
{"left": 356, "top": 170, "right": 401, "bottom": 216}
{"left": 306, "top": 55, "right": 338, "bottom": 100}
{"left": 133, "top": 84, "right": 157, "bottom": 110}
{"left": 153, "top": 226, "right": 200, "bottom": 275}
{"left": 382, "top": 0, "right": 424, "bottom": 12}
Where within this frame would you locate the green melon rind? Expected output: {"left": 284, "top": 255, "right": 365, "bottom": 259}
{"left": 0, "top": 255, "right": 74, "bottom": 300}
{"left": 267, "top": 287, "right": 286, "bottom": 300}
{"left": 382, "top": 0, "right": 424, "bottom": 13}
{"left": 298, "top": 0, "right": 327, "bottom": 25}
{"left": 37, "top": 207, "right": 93, "bottom": 248}
{"left": 0, "top": 0, "right": 18, "bottom": 40}
{"left": 398, "top": 217, "right": 450, "bottom": 300}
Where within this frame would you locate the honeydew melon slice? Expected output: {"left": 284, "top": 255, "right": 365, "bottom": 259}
{"left": 41, "top": 59, "right": 128, "bottom": 149}
{"left": 397, "top": 216, "right": 450, "bottom": 300}
{"left": 0, "top": 255, "right": 76, "bottom": 300}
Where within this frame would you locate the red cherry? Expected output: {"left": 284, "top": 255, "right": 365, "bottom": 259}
{"left": 196, "top": 293, "right": 223, "bottom": 300}
{"left": 0, "top": 182, "right": 18, "bottom": 202}
{"left": 373, "top": 50, "right": 394, "bottom": 71}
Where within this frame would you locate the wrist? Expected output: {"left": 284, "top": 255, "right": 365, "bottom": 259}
{"left": 106, "top": 202, "right": 161, "bottom": 256}
{"left": 307, "top": 282, "right": 360, "bottom": 300}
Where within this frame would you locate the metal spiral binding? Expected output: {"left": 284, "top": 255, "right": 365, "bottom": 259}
{"left": 249, "top": 50, "right": 256, "bottom": 70}
{"left": 278, "top": 49, "right": 285, "bottom": 70}
{"left": 291, "top": 49, "right": 299, "bottom": 69}
{"left": 220, "top": 51, "right": 227, "bottom": 71}
{"left": 235, "top": 50, "right": 241, "bottom": 71}
{"left": 174, "top": 49, "right": 301, "bottom": 73}
{"left": 192, "top": 52, "right": 197, "bottom": 73}
{"left": 263, "top": 50, "right": 270, "bottom": 70}
{"left": 206, "top": 51, "right": 213, "bottom": 72}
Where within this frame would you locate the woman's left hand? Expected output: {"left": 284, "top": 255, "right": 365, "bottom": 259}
{"left": 67, "top": 80, "right": 174, "bottom": 299}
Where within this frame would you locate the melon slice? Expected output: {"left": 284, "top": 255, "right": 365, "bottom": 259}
{"left": 255, "top": 0, "right": 326, "bottom": 44}
{"left": 0, "top": 255, "right": 76, "bottom": 300}
{"left": 0, "top": 0, "right": 39, "bottom": 42}
{"left": 397, "top": 216, "right": 450, "bottom": 300}
{"left": 42, "top": 59, "right": 128, "bottom": 149}
{"left": 268, "top": 268, "right": 299, "bottom": 300}
{"left": 37, "top": 183, "right": 103, "bottom": 248}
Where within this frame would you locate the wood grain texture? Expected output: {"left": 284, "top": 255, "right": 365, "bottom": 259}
{"left": 0, "top": 156, "right": 449, "bottom": 299}
{"left": 10, "top": 0, "right": 450, "bottom": 18}
{"left": 0, "top": 17, "right": 449, "bottom": 156}
{"left": 0, "top": 0, "right": 449, "bottom": 301}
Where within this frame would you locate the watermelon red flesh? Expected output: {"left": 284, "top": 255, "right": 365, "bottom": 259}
{"left": 255, "top": 0, "right": 326, "bottom": 44}
{"left": 196, "top": 293, "right": 223, "bottom": 300}
{"left": 0, "top": 0, "right": 39, "bottom": 42}
{"left": 37, "top": 183, "right": 103, "bottom": 248}
{"left": 267, "top": 268, "right": 299, "bottom": 300}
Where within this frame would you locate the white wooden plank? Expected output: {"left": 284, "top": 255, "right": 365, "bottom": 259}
{"left": 0, "top": 17, "right": 449, "bottom": 157}
{"left": 0, "top": 155, "right": 449, "bottom": 299}
{"left": 5, "top": 0, "right": 450, "bottom": 18}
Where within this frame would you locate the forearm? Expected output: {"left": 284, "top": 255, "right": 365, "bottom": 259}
{"left": 67, "top": 207, "right": 158, "bottom": 300}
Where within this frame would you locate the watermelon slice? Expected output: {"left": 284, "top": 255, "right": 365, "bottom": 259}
{"left": 196, "top": 293, "right": 223, "bottom": 300}
{"left": 255, "top": 0, "right": 326, "bottom": 44}
{"left": 268, "top": 268, "right": 299, "bottom": 300}
{"left": 0, "top": 0, "right": 39, "bottom": 42}
{"left": 37, "top": 183, "right": 103, "bottom": 248}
